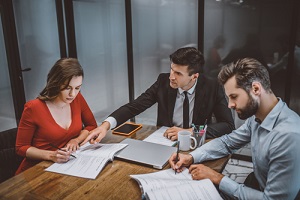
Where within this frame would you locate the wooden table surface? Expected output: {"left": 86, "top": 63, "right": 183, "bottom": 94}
{"left": 0, "top": 125, "right": 229, "bottom": 200}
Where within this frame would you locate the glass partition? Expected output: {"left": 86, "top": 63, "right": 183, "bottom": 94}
{"left": 0, "top": 13, "right": 17, "bottom": 131}
{"left": 204, "top": 0, "right": 292, "bottom": 79}
{"left": 13, "top": 0, "right": 61, "bottom": 101}
{"left": 204, "top": 0, "right": 294, "bottom": 126}
{"left": 73, "top": 0, "right": 128, "bottom": 123}
{"left": 132, "top": 0, "right": 198, "bottom": 124}
{"left": 289, "top": 13, "right": 300, "bottom": 114}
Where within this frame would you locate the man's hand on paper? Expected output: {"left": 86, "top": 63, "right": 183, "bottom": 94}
{"left": 169, "top": 153, "right": 193, "bottom": 173}
{"left": 81, "top": 122, "right": 110, "bottom": 146}
{"left": 189, "top": 164, "right": 224, "bottom": 185}
{"left": 164, "top": 126, "right": 192, "bottom": 141}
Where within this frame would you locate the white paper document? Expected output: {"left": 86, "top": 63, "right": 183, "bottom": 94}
{"left": 130, "top": 168, "right": 223, "bottom": 200}
{"left": 143, "top": 126, "right": 177, "bottom": 146}
{"left": 46, "top": 143, "right": 127, "bottom": 179}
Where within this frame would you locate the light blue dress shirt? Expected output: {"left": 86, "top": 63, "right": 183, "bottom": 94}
{"left": 190, "top": 99, "right": 300, "bottom": 200}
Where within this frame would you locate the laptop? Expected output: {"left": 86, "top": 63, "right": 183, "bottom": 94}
{"left": 115, "top": 138, "right": 177, "bottom": 169}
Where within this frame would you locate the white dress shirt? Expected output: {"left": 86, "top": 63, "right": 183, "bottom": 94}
{"left": 105, "top": 80, "right": 197, "bottom": 129}
{"left": 172, "top": 80, "right": 197, "bottom": 128}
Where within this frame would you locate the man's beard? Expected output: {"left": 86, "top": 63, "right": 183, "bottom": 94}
{"left": 236, "top": 94, "right": 259, "bottom": 120}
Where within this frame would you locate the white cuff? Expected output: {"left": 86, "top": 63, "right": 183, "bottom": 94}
{"left": 104, "top": 117, "right": 117, "bottom": 129}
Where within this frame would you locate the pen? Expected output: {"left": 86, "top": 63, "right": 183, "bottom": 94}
{"left": 199, "top": 125, "right": 204, "bottom": 131}
{"left": 203, "top": 124, "right": 207, "bottom": 132}
{"left": 175, "top": 141, "right": 180, "bottom": 174}
{"left": 191, "top": 123, "right": 197, "bottom": 131}
{"left": 203, "top": 119, "right": 208, "bottom": 128}
{"left": 191, "top": 123, "right": 198, "bottom": 138}
{"left": 49, "top": 144, "right": 77, "bottom": 158}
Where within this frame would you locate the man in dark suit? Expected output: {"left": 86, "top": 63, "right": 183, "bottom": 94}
{"left": 82, "top": 47, "right": 234, "bottom": 145}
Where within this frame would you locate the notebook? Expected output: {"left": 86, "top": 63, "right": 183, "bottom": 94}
{"left": 143, "top": 126, "right": 177, "bottom": 146}
{"left": 115, "top": 138, "right": 177, "bottom": 169}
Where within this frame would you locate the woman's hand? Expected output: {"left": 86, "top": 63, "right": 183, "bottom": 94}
{"left": 65, "top": 138, "right": 80, "bottom": 152}
{"left": 50, "top": 148, "right": 71, "bottom": 163}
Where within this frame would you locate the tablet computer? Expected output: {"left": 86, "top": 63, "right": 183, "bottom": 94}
{"left": 112, "top": 122, "right": 142, "bottom": 136}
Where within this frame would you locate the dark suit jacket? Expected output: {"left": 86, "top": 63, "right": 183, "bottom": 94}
{"left": 110, "top": 73, "right": 235, "bottom": 138}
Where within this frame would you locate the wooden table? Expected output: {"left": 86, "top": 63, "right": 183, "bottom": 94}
{"left": 0, "top": 125, "right": 229, "bottom": 200}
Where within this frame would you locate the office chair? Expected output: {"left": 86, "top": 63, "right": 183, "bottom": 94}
{"left": 0, "top": 128, "right": 23, "bottom": 183}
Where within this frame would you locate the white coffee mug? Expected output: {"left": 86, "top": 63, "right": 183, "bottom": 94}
{"left": 178, "top": 130, "right": 197, "bottom": 151}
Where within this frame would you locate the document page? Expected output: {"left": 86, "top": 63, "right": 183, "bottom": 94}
{"left": 77, "top": 143, "right": 128, "bottom": 160}
{"left": 146, "top": 179, "right": 223, "bottom": 200}
{"left": 130, "top": 168, "right": 223, "bottom": 200}
{"left": 143, "top": 126, "right": 177, "bottom": 146}
{"left": 45, "top": 143, "right": 127, "bottom": 179}
{"left": 131, "top": 168, "right": 192, "bottom": 193}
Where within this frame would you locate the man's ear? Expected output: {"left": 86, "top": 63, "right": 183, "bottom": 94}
{"left": 252, "top": 82, "right": 261, "bottom": 95}
{"left": 193, "top": 73, "right": 199, "bottom": 80}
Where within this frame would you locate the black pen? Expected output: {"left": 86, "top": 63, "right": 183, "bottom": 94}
{"left": 174, "top": 141, "right": 180, "bottom": 174}
{"left": 49, "top": 144, "right": 77, "bottom": 158}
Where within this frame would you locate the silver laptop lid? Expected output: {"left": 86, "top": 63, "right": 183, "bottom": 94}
{"left": 115, "top": 138, "right": 177, "bottom": 169}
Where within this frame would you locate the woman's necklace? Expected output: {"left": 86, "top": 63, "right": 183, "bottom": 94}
{"left": 49, "top": 101, "right": 67, "bottom": 110}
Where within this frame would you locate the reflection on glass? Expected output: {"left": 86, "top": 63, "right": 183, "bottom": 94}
{"left": 13, "top": 0, "right": 61, "bottom": 101}
{"left": 203, "top": 0, "right": 294, "bottom": 123}
{"left": 132, "top": 0, "right": 198, "bottom": 124}
{"left": 290, "top": 18, "right": 300, "bottom": 115}
{"left": 0, "top": 14, "right": 17, "bottom": 131}
{"left": 73, "top": 0, "right": 128, "bottom": 123}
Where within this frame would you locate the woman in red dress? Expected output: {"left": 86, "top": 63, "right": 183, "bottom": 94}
{"left": 15, "top": 58, "right": 97, "bottom": 174}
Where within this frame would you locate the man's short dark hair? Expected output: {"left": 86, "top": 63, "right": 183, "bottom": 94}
{"left": 169, "top": 47, "right": 205, "bottom": 75}
{"left": 218, "top": 57, "right": 272, "bottom": 93}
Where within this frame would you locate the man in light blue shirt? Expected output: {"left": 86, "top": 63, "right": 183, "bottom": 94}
{"left": 169, "top": 58, "right": 300, "bottom": 199}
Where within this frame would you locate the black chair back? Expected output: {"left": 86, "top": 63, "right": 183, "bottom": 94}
{"left": 0, "top": 128, "right": 23, "bottom": 183}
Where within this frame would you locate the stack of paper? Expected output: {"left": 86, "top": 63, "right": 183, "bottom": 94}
{"left": 45, "top": 143, "right": 127, "bottom": 179}
{"left": 131, "top": 168, "right": 223, "bottom": 200}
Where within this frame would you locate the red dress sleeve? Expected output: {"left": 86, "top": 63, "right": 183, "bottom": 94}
{"left": 15, "top": 101, "right": 37, "bottom": 157}
{"left": 77, "top": 93, "right": 97, "bottom": 131}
